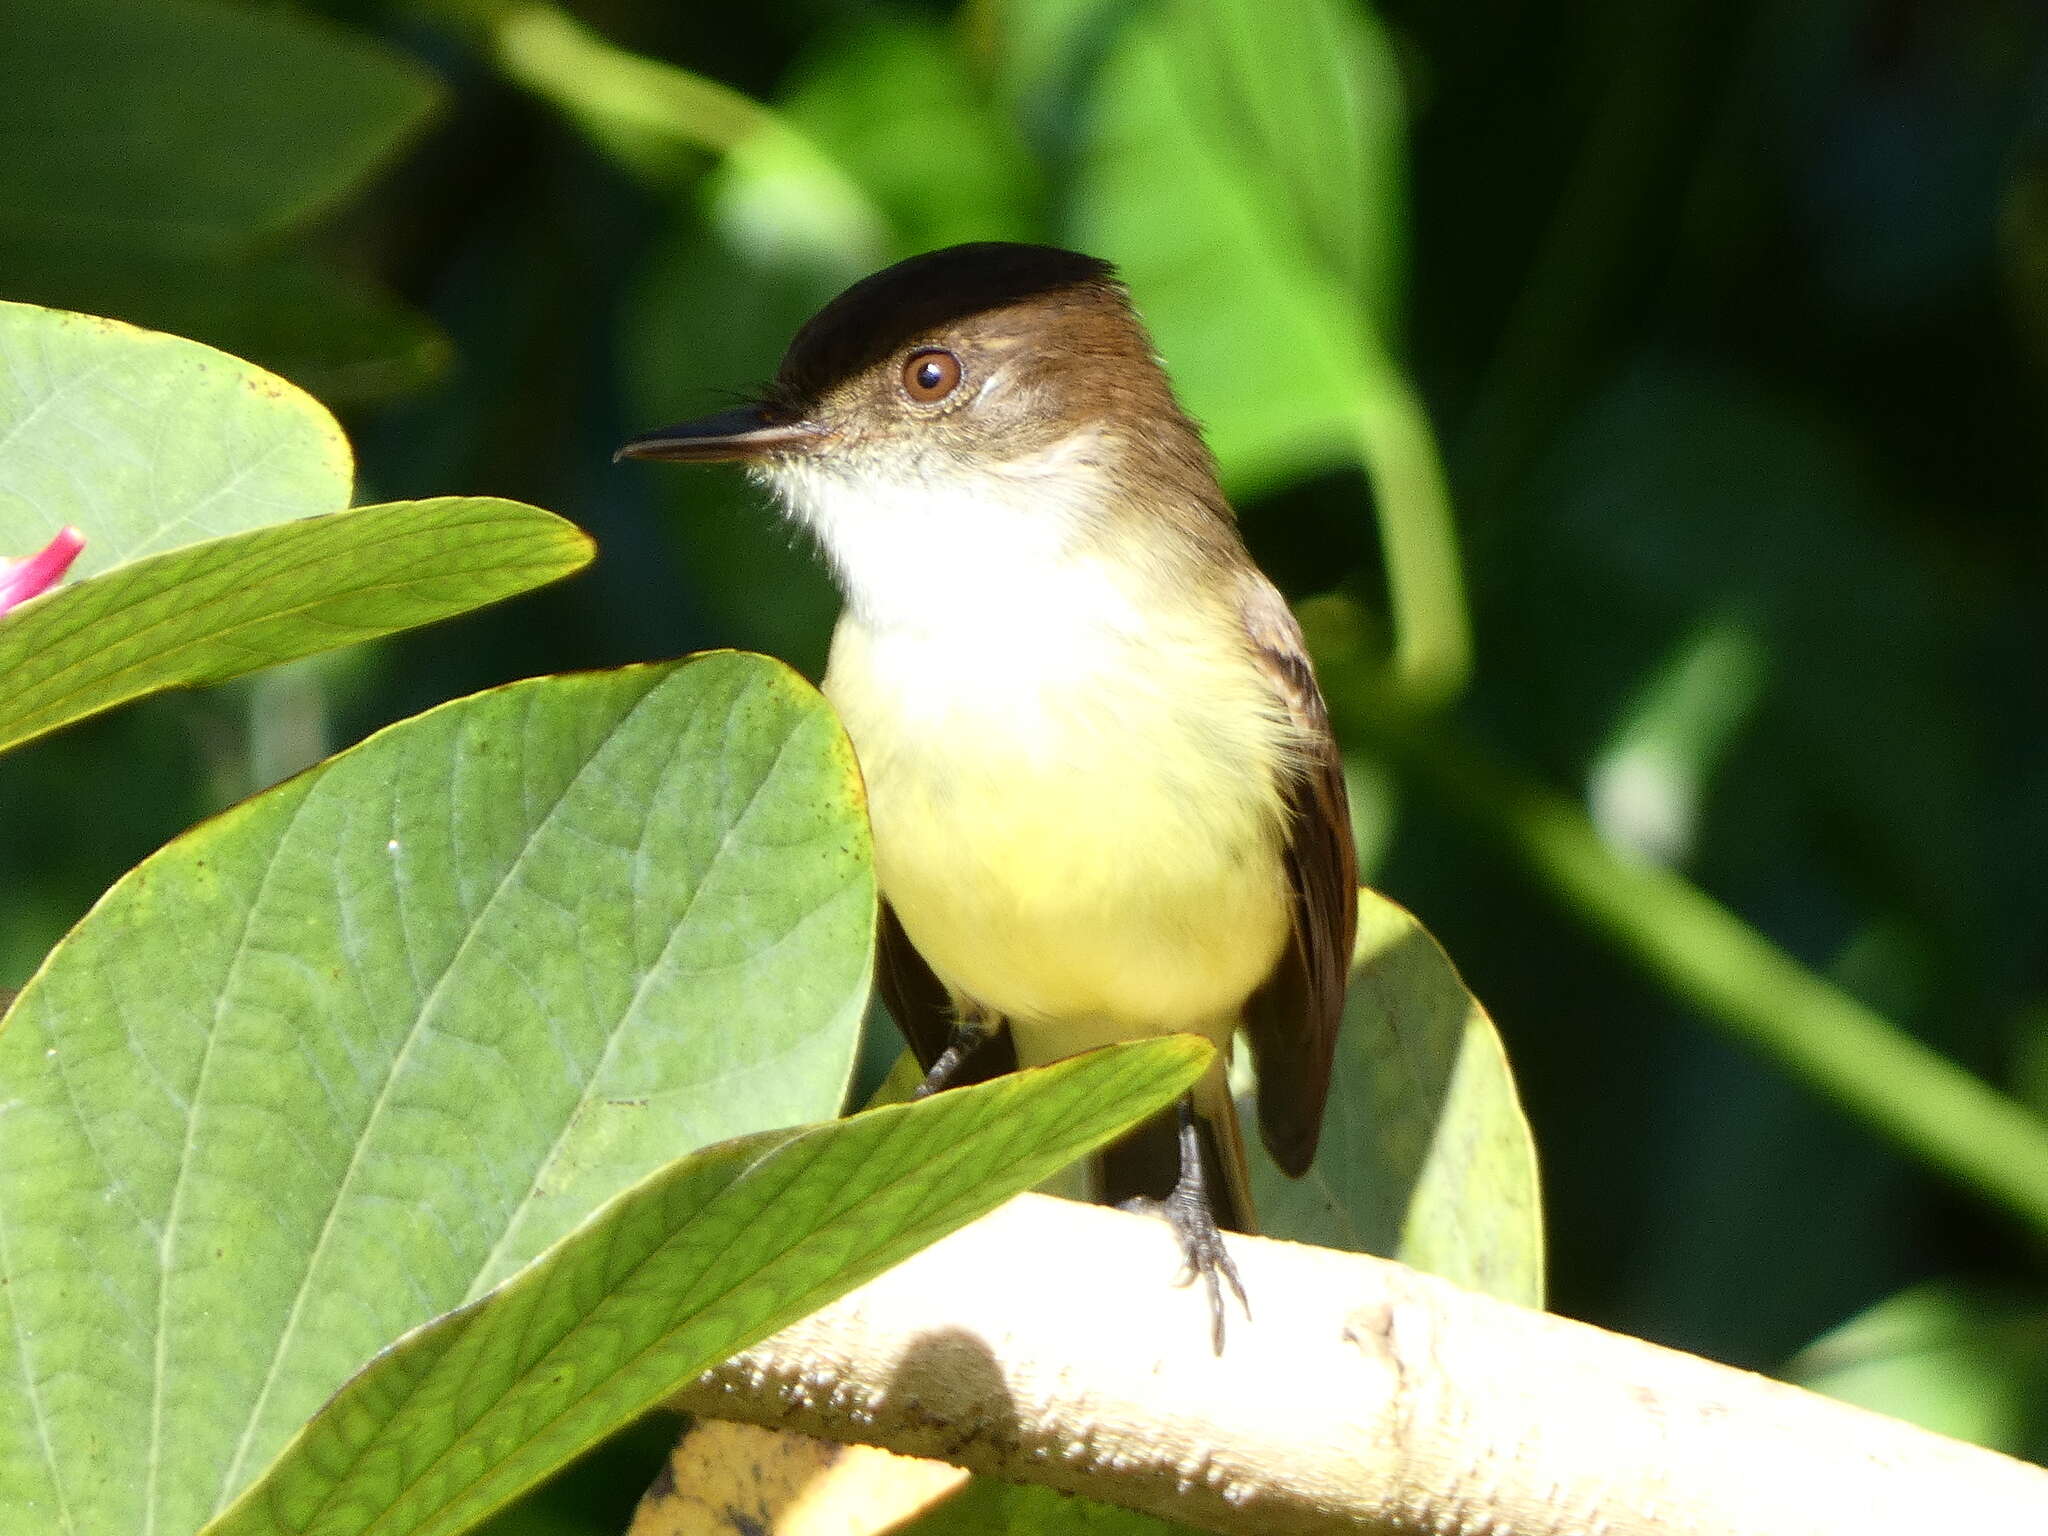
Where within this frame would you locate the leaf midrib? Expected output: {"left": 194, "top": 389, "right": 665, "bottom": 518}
{"left": 148, "top": 784, "right": 326, "bottom": 1536}
{"left": 460, "top": 677, "right": 810, "bottom": 1300}
{"left": 0, "top": 513, "right": 569, "bottom": 751}
{"left": 209, "top": 675, "right": 673, "bottom": 1512}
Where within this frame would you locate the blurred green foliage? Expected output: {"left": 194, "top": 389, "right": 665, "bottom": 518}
{"left": 0, "top": 0, "right": 448, "bottom": 401}
{"left": 2, "top": 0, "right": 2046, "bottom": 1521}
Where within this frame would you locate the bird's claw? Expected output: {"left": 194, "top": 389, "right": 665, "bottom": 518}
{"left": 1126, "top": 1182, "right": 1249, "bottom": 1354}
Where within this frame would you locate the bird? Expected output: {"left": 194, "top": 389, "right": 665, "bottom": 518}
{"left": 619, "top": 242, "right": 1356, "bottom": 1348}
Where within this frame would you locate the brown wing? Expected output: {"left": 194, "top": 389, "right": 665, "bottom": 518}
{"left": 1238, "top": 577, "right": 1358, "bottom": 1177}
{"left": 874, "top": 900, "right": 1014, "bottom": 1086}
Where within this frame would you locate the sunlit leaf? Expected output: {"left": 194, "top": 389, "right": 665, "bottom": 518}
{"left": 1250, "top": 890, "right": 1545, "bottom": 1308}
{"left": 0, "top": 302, "right": 576, "bottom": 754}
{"left": 0, "top": 652, "right": 874, "bottom": 1534}
{"left": 1069, "top": 19, "right": 1366, "bottom": 496}
{"left": 1151, "top": 0, "right": 1407, "bottom": 327}
{"left": 0, "top": 497, "right": 592, "bottom": 757}
{"left": 0, "top": 302, "right": 353, "bottom": 573}
{"left": 202, "top": 1039, "right": 1209, "bottom": 1536}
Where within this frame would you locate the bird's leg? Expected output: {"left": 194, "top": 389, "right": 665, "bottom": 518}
{"left": 1125, "top": 1096, "right": 1250, "bottom": 1354}
{"left": 912, "top": 1010, "right": 991, "bottom": 1098}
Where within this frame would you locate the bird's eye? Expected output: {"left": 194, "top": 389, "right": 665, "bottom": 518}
{"left": 901, "top": 347, "right": 962, "bottom": 404}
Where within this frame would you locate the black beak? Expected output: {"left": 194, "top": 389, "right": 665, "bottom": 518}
{"left": 613, "top": 405, "right": 825, "bottom": 464}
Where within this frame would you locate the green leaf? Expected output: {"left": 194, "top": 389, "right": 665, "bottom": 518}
{"left": 0, "top": 301, "right": 576, "bottom": 754}
{"left": 0, "top": 302, "right": 354, "bottom": 574}
{"left": 1061, "top": 0, "right": 1404, "bottom": 494}
{"left": 1068, "top": 19, "right": 1366, "bottom": 495}
{"left": 0, "top": 652, "right": 875, "bottom": 1534}
{"left": 203, "top": 1039, "right": 1209, "bottom": 1536}
{"left": 1785, "top": 1282, "right": 2048, "bottom": 1462}
{"left": 0, "top": 497, "right": 593, "bottom": 757}
{"left": 0, "top": 0, "right": 438, "bottom": 255}
{"left": 1250, "top": 891, "right": 1546, "bottom": 1308}
{"left": 1149, "top": 0, "right": 1407, "bottom": 327}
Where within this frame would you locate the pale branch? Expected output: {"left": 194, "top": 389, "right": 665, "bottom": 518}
{"left": 674, "top": 1193, "right": 2048, "bottom": 1535}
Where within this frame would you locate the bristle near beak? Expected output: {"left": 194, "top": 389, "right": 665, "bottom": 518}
{"left": 614, "top": 406, "right": 825, "bottom": 464}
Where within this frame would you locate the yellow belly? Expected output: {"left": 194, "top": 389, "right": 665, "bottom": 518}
{"left": 824, "top": 608, "right": 1295, "bottom": 1063}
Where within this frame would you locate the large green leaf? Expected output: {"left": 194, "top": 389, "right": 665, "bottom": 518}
{"left": 0, "top": 652, "right": 875, "bottom": 1535}
{"left": 1149, "top": 0, "right": 1407, "bottom": 331}
{"left": 0, "top": 0, "right": 437, "bottom": 254}
{"left": 1250, "top": 891, "right": 1546, "bottom": 1308}
{"left": 0, "top": 497, "right": 592, "bottom": 757}
{"left": 0, "top": 303, "right": 353, "bottom": 574}
{"left": 203, "top": 1039, "right": 1209, "bottom": 1536}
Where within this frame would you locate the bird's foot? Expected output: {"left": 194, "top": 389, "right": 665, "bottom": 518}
{"left": 911, "top": 1017, "right": 990, "bottom": 1099}
{"left": 1125, "top": 1177, "right": 1249, "bottom": 1355}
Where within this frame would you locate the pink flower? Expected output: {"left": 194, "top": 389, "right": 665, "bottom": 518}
{"left": 0, "top": 528, "right": 85, "bottom": 616}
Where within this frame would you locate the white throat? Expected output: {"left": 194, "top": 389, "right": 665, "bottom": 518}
{"left": 759, "top": 432, "right": 1130, "bottom": 637}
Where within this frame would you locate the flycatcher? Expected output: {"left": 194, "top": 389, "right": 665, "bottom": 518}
{"left": 619, "top": 242, "right": 1356, "bottom": 1347}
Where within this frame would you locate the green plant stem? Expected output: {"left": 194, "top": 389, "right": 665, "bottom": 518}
{"left": 429, "top": 0, "right": 885, "bottom": 260}
{"left": 1353, "top": 368, "right": 1472, "bottom": 710}
{"left": 1325, "top": 663, "right": 2048, "bottom": 1241}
